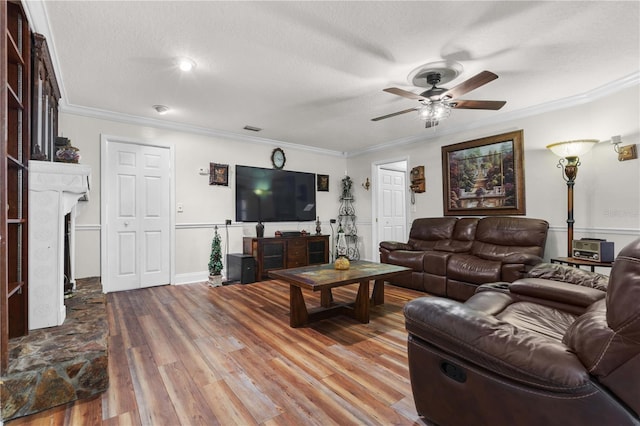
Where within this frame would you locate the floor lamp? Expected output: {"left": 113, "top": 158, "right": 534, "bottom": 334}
{"left": 546, "top": 139, "right": 598, "bottom": 257}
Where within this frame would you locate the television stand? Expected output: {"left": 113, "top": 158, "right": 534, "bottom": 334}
{"left": 243, "top": 235, "right": 329, "bottom": 281}
{"left": 280, "top": 231, "right": 302, "bottom": 237}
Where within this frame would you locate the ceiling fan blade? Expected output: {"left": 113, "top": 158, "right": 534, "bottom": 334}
{"left": 371, "top": 107, "right": 419, "bottom": 121}
{"left": 383, "top": 87, "right": 425, "bottom": 101}
{"left": 452, "top": 100, "right": 506, "bottom": 110}
{"left": 442, "top": 71, "right": 498, "bottom": 99}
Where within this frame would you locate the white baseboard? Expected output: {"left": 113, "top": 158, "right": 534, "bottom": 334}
{"left": 174, "top": 271, "right": 209, "bottom": 285}
{"left": 174, "top": 270, "right": 230, "bottom": 285}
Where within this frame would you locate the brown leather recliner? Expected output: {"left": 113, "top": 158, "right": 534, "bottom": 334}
{"left": 404, "top": 238, "right": 640, "bottom": 426}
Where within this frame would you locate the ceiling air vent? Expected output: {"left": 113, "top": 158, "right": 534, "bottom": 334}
{"left": 243, "top": 125, "right": 262, "bottom": 132}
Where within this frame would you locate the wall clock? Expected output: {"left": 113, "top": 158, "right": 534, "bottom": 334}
{"left": 271, "top": 148, "right": 286, "bottom": 169}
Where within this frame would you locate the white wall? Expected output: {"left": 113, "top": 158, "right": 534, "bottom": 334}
{"left": 62, "top": 83, "right": 639, "bottom": 282}
{"left": 59, "top": 114, "right": 348, "bottom": 282}
{"left": 346, "top": 84, "right": 640, "bottom": 267}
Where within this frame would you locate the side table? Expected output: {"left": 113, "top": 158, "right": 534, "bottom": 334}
{"left": 550, "top": 257, "right": 613, "bottom": 273}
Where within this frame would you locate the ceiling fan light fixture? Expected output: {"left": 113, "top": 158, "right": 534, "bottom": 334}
{"left": 418, "top": 101, "right": 451, "bottom": 122}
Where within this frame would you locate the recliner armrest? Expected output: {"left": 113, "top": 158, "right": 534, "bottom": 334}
{"left": 527, "top": 263, "right": 609, "bottom": 292}
{"left": 509, "top": 278, "right": 605, "bottom": 308}
{"left": 379, "top": 241, "right": 412, "bottom": 251}
{"left": 404, "top": 297, "right": 591, "bottom": 390}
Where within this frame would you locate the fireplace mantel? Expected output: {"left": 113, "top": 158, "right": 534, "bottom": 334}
{"left": 28, "top": 160, "right": 91, "bottom": 330}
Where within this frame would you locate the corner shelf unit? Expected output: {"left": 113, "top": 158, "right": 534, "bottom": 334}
{"left": 338, "top": 196, "right": 360, "bottom": 261}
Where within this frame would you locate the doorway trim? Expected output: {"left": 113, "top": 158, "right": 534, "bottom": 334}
{"left": 371, "top": 156, "right": 409, "bottom": 262}
{"left": 100, "top": 134, "right": 176, "bottom": 291}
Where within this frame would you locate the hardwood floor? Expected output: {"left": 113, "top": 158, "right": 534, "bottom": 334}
{"left": 8, "top": 279, "right": 427, "bottom": 425}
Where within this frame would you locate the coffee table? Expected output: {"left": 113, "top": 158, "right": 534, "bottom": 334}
{"left": 268, "top": 260, "right": 411, "bottom": 327}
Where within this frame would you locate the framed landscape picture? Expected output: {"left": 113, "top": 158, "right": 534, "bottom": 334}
{"left": 209, "top": 163, "right": 229, "bottom": 186}
{"left": 442, "top": 130, "right": 525, "bottom": 216}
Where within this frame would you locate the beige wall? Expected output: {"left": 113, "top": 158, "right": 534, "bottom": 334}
{"left": 61, "top": 83, "right": 639, "bottom": 281}
{"left": 59, "top": 114, "right": 348, "bottom": 281}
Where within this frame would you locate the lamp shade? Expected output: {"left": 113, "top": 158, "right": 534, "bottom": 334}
{"left": 546, "top": 139, "right": 598, "bottom": 158}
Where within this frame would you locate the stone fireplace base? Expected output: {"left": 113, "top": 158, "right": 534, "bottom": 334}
{"left": 0, "top": 277, "right": 108, "bottom": 422}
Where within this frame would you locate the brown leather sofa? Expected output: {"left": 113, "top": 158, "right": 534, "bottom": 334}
{"left": 379, "top": 216, "right": 549, "bottom": 300}
{"left": 403, "top": 238, "right": 640, "bottom": 426}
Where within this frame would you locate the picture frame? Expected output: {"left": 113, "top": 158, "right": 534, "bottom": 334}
{"left": 442, "top": 130, "right": 525, "bottom": 216}
{"left": 317, "top": 174, "right": 329, "bottom": 192}
{"left": 209, "top": 163, "right": 229, "bottom": 186}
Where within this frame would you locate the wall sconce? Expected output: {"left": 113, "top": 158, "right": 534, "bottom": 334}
{"left": 546, "top": 139, "right": 598, "bottom": 257}
{"left": 611, "top": 135, "right": 638, "bottom": 161}
{"left": 362, "top": 178, "right": 370, "bottom": 191}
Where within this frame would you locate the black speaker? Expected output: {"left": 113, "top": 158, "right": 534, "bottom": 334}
{"left": 227, "top": 254, "right": 256, "bottom": 284}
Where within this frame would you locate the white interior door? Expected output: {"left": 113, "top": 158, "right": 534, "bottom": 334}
{"left": 104, "top": 140, "right": 171, "bottom": 292}
{"left": 378, "top": 167, "right": 407, "bottom": 246}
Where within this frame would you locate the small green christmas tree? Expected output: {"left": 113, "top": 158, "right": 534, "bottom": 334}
{"left": 208, "top": 226, "right": 223, "bottom": 276}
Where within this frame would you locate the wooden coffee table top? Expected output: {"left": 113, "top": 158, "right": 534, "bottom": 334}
{"left": 268, "top": 260, "right": 411, "bottom": 290}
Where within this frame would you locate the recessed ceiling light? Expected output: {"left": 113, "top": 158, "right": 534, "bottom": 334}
{"left": 177, "top": 57, "right": 196, "bottom": 72}
{"left": 153, "top": 104, "right": 170, "bottom": 115}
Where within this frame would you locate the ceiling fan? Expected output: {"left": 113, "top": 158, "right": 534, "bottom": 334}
{"left": 372, "top": 70, "right": 506, "bottom": 128}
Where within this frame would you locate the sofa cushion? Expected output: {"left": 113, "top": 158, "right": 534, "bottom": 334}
{"left": 379, "top": 241, "right": 412, "bottom": 251}
{"left": 453, "top": 217, "right": 479, "bottom": 241}
{"left": 432, "top": 218, "right": 478, "bottom": 253}
{"left": 407, "top": 217, "right": 458, "bottom": 250}
{"left": 387, "top": 250, "right": 425, "bottom": 271}
{"left": 472, "top": 217, "right": 548, "bottom": 263}
{"left": 474, "top": 216, "right": 549, "bottom": 249}
{"left": 496, "top": 301, "right": 577, "bottom": 341}
{"left": 447, "top": 254, "right": 501, "bottom": 284}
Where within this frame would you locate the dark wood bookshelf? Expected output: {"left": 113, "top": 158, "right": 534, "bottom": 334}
{"left": 2, "top": 0, "right": 31, "bottom": 373}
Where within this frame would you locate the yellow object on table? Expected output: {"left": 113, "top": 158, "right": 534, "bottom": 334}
{"left": 334, "top": 256, "right": 350, "bottom": 270}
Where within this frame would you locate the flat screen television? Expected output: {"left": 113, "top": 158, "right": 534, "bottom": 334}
{"left": 235, "top": 165, "right": 316, "bottom": 222}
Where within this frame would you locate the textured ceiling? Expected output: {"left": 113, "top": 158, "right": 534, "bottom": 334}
{"left": 35, "top": 1, "right": 640, "bottom": 154}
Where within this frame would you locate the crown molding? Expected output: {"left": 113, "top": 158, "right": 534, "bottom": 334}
{"left": 24, "top": 1, "right": 346, "bottom": 159}
{"left": 24, "top": 1, "right": 638, "bottom": 159}
{"left": 348, "top": 71, "right": 640, "bottom": 157}
{"left": 61, "top": 102, "right": 347, "bottom": 158}
{"left": 62, "top": 71, "right": 637, "bottom": 160}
